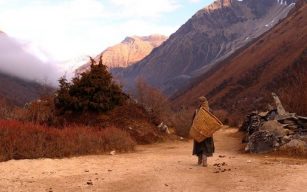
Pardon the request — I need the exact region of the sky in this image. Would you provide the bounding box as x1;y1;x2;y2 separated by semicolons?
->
0;0;214;65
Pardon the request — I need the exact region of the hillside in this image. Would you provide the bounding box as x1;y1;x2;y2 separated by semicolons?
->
0;72;49;106
173;1;307;117
77;35;167;73
115;0;297;95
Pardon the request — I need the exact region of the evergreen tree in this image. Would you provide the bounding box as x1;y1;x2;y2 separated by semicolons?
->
55;57;127;113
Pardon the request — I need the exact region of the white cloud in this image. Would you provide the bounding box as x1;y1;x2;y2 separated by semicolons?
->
109;0;181;18
0;34;60;85
0;0;180;63
189;0;202;3
0;0;187;85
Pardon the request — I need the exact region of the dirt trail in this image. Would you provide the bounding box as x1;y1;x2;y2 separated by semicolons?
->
1;128;307;192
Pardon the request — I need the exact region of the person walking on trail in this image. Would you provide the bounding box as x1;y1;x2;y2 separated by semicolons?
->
192;96;215;167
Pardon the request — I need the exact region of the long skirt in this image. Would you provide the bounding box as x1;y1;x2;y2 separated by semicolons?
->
193;137;215;157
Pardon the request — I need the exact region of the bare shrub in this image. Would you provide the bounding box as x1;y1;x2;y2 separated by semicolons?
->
135;79;196;137
135;78;172;125
170;107;194;137
0;120;135;162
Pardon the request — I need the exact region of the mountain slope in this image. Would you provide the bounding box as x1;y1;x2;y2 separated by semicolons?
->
77;35;167;73
117;0;297;95
0;72;49;106
173;1;307;116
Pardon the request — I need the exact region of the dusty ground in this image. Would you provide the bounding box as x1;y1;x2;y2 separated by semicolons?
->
1;128;307;192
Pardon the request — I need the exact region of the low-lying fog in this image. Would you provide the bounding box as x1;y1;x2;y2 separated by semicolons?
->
0;34;75;87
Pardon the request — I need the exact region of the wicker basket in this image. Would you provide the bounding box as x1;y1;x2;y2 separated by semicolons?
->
189;107;223;142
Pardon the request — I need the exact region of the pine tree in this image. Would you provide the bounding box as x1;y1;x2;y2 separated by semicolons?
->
55;56;127;113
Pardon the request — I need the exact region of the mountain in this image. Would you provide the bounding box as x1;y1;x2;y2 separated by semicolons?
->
0;32;55;105
0;72;49;106
77;35;167;73
116;0;297;95
173;1;307;116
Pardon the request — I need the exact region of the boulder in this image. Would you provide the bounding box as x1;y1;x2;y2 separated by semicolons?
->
279;139;306;155
246;130;279;153
259;120;289;138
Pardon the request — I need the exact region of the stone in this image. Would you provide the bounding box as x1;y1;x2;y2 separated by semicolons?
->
246;130;279;153
280;139;306;154
282;135;291;143
259;120;288;138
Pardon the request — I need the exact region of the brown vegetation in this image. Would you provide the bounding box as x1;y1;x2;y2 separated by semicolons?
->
0;58;163;162
277;54;307;116
0;120;135;162
136;79;197;137
135;79;171;124
86;102;163;144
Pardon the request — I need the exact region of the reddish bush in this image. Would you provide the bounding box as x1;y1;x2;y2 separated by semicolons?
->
0;120;135;162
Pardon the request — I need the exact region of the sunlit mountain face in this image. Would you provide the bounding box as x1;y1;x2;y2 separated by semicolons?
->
76;35;167;74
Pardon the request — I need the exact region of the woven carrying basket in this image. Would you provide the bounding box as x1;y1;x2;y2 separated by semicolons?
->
189;107;223;142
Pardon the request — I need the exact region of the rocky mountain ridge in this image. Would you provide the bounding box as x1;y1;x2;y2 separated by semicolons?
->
173;1;307;117
115;0;298;95
77;35;167;73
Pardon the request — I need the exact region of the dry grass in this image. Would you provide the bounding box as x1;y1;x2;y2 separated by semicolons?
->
0;120;135;162
278;61;307;116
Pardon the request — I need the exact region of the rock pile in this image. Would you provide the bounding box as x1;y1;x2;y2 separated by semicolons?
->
241;93;307;154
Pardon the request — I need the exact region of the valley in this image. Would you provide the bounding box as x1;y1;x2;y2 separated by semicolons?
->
0;1;306;192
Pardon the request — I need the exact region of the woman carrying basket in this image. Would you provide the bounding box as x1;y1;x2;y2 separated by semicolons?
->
192;96;215;167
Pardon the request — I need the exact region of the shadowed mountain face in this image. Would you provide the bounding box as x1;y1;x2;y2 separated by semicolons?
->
0;72;49;106
77;35;167;73
116;0;297;95
173;1;307;115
